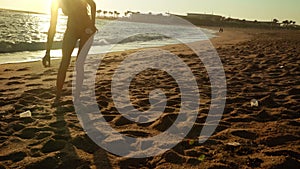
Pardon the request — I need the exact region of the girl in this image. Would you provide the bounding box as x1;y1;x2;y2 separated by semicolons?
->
43;0;97;104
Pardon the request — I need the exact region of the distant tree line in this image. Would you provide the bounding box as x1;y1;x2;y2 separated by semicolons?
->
95;10;143;18
94;9;298;29
96;10;121;18
280;20;296;27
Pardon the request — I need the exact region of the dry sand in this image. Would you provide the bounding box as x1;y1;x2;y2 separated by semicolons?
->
0;28;300;169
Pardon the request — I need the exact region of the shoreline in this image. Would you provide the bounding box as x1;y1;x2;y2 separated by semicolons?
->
0;25;217;65
0;26;249;67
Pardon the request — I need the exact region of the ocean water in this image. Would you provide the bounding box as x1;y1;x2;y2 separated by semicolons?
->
0;9;216;64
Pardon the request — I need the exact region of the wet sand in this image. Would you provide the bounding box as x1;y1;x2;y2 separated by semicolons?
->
0;28;300;169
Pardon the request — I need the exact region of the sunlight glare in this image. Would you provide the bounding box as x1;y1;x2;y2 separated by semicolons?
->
45;0;54;14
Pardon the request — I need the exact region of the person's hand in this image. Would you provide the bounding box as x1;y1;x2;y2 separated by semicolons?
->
92;25;98;33
85;26;98;35
42;52;51;67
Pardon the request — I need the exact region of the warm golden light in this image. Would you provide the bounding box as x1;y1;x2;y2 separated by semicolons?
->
46;0;53;13
0;0;299;23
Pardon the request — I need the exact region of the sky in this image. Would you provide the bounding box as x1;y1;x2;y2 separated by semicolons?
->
0;0;299;23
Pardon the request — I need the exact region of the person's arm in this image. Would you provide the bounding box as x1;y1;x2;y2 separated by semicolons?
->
45;1;59;55
86;0;96;28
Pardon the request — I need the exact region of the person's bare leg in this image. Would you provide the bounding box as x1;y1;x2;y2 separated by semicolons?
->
74;33;94;101
55;31;77;101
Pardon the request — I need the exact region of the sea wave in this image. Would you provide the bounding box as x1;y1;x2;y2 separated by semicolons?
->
117;33;170;44
0;41;62;53
0;33;170;53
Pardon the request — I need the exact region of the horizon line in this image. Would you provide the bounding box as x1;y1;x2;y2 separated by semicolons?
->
0;7;298;24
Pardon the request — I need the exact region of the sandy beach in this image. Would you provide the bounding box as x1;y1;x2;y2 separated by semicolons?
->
0;28;300;169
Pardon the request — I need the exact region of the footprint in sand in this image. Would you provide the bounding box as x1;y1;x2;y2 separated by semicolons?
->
26;84;42;87
0;97;19;107
16;127;40;139
24;74;41;80
265;150;300;159
4;69;13;72
71;135;99;154
113;116;134;126
42;78;56;82
25;156;60;169
103;115;116;122
41;139;67;153
25;88;48;95
17;67;29;71
0;151;27;163
43;69;56;75
38;92;55;99
43;69;55;73
261;135;300;147
49;121;67;128
231;130;258;140
8;88;20;91
6;81;25;86
8;76;23;80
18;96;37;106
36;132;53;140
118;158;149;168
120;130;151;137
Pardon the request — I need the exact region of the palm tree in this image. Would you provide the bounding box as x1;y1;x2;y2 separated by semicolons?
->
272;18;279;27
113;11;118;18
282;20;289;27
103;11;107;17
109;11;113;17
116;12;120;18
96;10;102;17
272;18;279;23
124;11;129;17
125;11;133;17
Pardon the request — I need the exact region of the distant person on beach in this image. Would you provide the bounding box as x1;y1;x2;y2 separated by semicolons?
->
219;27;224;33
43;0;97;103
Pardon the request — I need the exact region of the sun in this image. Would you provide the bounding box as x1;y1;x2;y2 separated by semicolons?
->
44;0;54;14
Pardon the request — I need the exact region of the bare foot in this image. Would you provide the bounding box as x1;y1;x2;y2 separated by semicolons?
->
42;55;50;67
